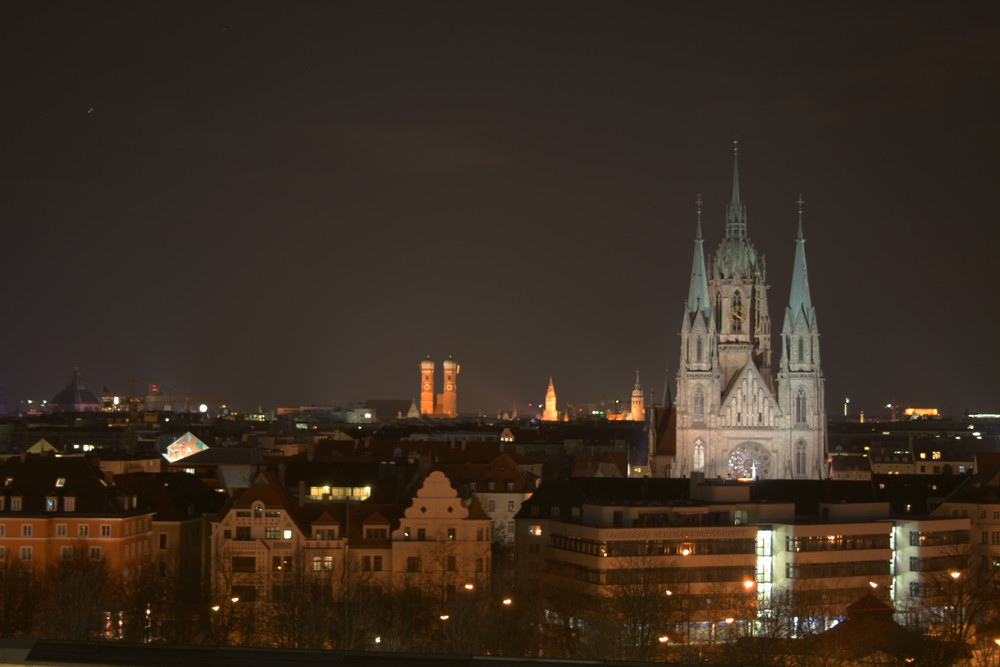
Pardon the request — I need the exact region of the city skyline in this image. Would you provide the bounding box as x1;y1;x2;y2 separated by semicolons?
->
3;2;999;417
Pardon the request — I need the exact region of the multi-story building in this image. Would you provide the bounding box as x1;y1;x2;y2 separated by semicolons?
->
0;455;153;574
210;470;491;603
516;475;981;643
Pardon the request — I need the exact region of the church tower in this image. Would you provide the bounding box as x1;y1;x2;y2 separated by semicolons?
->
439;357;460;418
776;196;826;478
542;378;559;421
420;357;435;415
670;142;826;480
629;370;645;422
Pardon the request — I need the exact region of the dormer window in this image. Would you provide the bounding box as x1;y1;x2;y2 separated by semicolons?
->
254;503;263;517
46;496;58;512
64;497;75;512
469;482;477;491
11;496;22;511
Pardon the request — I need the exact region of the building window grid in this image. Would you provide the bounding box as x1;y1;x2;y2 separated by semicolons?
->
785;534;891;553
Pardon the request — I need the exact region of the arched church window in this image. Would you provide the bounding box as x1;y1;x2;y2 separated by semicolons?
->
797;338;804;364
794;441;807;476
693;439;705;472
795;390;807;424
696;336;703;362
693;389;705;423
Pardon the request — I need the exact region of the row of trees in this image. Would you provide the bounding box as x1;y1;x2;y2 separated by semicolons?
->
2;543;999;664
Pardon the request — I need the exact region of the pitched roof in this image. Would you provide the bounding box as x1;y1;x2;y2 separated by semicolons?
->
0;455;147;517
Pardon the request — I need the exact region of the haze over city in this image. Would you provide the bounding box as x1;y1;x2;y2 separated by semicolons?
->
3;2;999;417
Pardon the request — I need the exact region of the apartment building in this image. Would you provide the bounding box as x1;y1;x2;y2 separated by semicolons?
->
0;455;154;574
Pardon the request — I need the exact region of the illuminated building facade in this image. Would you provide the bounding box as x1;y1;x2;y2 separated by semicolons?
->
658;142;826;480
0;456;153;575
419;356;459;418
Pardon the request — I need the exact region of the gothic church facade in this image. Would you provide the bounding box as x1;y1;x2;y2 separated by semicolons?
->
658;144;826;480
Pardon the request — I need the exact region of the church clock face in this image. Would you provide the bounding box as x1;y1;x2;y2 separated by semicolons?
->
728;443;771;480
729;305;745;327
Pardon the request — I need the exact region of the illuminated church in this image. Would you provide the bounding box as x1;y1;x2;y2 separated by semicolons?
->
420;356;460;418
652;142;826;480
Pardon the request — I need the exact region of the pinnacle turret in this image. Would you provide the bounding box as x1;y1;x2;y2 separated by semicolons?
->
686;194;711;318
786;194;814;328
725;138;748;239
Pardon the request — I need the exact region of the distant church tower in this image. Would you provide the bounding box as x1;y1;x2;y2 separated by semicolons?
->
420;357;435;415
419;356;460;418
665;141;826;480
542;377;559;421
629;370;645;422
439;357;459;418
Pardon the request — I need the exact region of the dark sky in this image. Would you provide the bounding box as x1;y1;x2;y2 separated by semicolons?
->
3;1;999;418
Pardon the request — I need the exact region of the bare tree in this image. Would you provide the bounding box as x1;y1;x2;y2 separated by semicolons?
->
37;543;118;640
0;551;37;638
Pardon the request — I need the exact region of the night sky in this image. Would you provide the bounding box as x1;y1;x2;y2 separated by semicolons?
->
3;2;999;418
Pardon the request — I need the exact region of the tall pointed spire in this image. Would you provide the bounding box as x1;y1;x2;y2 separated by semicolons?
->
686;194;711;317
787;194;813;325
725;138;748;239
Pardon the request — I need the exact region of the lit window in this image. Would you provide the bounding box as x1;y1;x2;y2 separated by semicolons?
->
46;497;57;511
283;529;292;540
55;478;66;487
265;527;281;540
529;525;542;536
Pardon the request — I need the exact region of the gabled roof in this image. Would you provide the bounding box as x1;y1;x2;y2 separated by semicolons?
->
721;359;780;413
114;472;225;521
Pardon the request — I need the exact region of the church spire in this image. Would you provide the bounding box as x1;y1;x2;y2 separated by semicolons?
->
725;138;748;239
686;194;711;317
788;194;813;325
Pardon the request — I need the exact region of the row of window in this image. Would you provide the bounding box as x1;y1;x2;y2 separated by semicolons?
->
784;560;890;580
550;534;756;558
909;555;964;572
545;559;754;586
785;534;891;553
908;530;969;547
0;521;151;538
5;545;111;562
467;481;517;492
